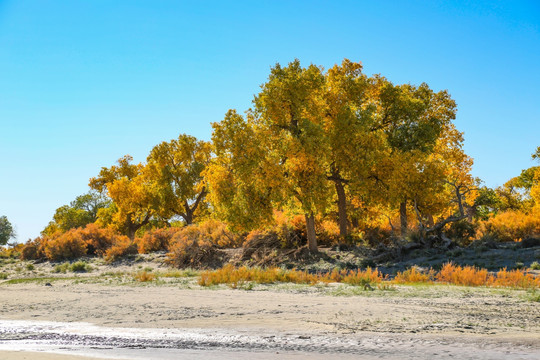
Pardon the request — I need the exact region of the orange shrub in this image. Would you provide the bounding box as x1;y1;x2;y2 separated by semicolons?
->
136;227;182;253
490;268;540;289
198;264;320;287
166;224;221;268
78;224;118;256
43;231;87;261
20;238;47;260
103;235;137;262
341;267;385;285
197;219;242;248
394;267;434;284
477;210;540;242
133;270;156;282
198;265;385;287
436;263;489;286
317;219;340;246
0;243;24;258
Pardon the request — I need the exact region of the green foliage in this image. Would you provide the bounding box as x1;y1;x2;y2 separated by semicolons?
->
42;191;110;236
0;216;16;245
70;261;91;272
53;263;70;273
147;134;211;225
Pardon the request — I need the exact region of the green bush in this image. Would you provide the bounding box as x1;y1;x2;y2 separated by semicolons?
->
53;263;70;273
70;261;91;272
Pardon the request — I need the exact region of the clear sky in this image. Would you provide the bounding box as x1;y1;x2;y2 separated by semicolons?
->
1;0;539;242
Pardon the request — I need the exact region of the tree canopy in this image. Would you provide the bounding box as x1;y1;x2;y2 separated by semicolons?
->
0;216;16;245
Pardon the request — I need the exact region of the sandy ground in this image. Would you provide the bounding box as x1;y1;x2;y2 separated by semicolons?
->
0;280;539;359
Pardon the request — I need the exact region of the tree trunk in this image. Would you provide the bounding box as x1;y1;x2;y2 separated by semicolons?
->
184;210;193;225
305;213;318;252
334;180;348;237
127;224;137;241
400;201;408;237
351;216;359;229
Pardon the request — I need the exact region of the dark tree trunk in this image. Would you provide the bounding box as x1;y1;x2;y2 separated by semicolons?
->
351;216;359;229
183;210;193;225
400;201;408;237
427;214;435;227
334;180;348;237
305;213;318;252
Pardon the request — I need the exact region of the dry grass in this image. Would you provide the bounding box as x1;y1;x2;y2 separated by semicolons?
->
394;267;435;284
198;263;540;290
133;270;156;282
198;265;385;288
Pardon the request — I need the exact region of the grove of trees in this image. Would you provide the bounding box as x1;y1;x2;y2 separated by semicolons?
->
14;59;540;264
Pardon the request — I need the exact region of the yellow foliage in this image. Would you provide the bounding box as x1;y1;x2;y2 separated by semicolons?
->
136;227;182;254
436;262;489;286
133;270;156;282
166;221;234;268
477;210;540;242
198;265;385;287
103;235;137;262
43;232;87;261
394;267;434;283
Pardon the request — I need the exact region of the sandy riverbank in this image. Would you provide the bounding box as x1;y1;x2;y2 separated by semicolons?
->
0;281;538;359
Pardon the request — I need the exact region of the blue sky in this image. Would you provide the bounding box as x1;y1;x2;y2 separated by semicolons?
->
1;0;539;242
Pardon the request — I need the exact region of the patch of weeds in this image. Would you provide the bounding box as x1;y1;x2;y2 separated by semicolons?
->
70;261;91;273
102;271;126;277
26;264;35;271
0;273;7;279
524;289;540;302
530;261;540;270
377;283;396;291
4;277;77;285
15;266;22;273
53;263;70;273
513;262;524;270
143;267;153;272
159;269;199;278
133;270;156;282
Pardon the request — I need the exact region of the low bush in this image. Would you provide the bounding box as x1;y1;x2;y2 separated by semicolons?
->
0;244;24;258
166;224;222;268
103;235;137;262
53;263;70;273
78;224;117;256
436;262;489;286
341;267;385;285
477;210;540;242
133;270;156;282
70;261;91;272
198;265;385;288
394;267;434;283
43;231;87;261
136;227;182;253
20;238;47;260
